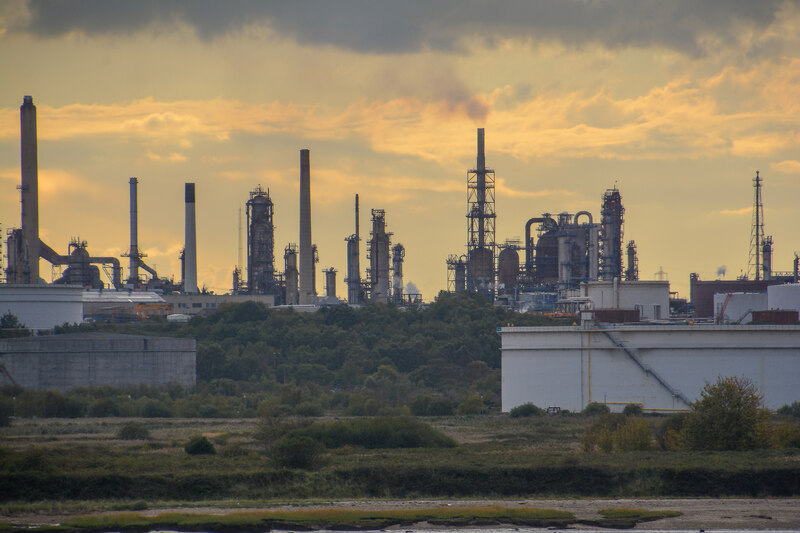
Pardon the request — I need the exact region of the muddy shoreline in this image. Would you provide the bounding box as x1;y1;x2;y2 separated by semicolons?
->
5;498;799;531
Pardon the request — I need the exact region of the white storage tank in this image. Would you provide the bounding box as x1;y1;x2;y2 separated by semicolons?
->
768;283;800;312
713;292;767;324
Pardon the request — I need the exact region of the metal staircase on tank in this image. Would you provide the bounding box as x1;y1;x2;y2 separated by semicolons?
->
598;327;691;408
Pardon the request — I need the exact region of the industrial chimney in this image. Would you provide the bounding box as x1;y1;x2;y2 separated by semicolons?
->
20;95;39;283
127;177;140;285
298;149;315;304
184;183;198;293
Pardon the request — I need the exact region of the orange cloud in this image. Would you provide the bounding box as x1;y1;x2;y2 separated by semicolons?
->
771;160;800;174
0;58;797;164
714;207;751;216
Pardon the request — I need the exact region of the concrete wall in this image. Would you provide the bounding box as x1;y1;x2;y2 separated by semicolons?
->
501;325;800;412
0;333;195;391
581;280;669;320
0;284;83;330
164;293;276;315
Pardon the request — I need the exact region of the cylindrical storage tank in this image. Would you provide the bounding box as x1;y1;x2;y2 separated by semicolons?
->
768;283;800;313
497;248;519;289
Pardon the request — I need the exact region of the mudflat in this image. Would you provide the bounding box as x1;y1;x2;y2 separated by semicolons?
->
7;498;799;531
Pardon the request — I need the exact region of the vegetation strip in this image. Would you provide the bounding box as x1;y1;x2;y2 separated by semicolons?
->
58;506;577;532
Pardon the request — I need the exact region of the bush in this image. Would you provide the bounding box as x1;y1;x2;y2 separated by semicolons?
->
184;435;216;455
409;394;454;416
292;417;457;449
770;421;800;449
294;401;323;417
656;413;687;451
613;418;652;451
509;403;544;418
0;398;13;427
582;402;610;416
271;434;324;469
581;414;651;453
684;376;769;451
117;422;150;440
622;403;643;416
457;394;484;415
777;402;800;418
140;399;172;418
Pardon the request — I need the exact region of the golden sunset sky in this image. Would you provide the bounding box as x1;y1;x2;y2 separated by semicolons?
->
1;1;799;300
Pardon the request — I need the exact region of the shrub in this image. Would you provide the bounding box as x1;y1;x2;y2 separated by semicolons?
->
656;413;687;451
613;418;652;451
292;417;457;449
410;394;454;416
582;402;610;416
683;376;770;451
140;399;172;418
0;398;13;427
622;403;643;416
770;421;800;449
581;414;651;452
457;394;484;415
117;422;150;440
88;398;119;417
777;402;800;418
294;401;323;417
184;435;216;455
271;434;324;469
252;415;308;448
509;403;544;418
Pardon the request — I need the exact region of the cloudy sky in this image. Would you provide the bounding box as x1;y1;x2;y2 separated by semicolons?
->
1;0;799;300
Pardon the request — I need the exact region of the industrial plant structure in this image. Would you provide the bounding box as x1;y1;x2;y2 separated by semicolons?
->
367;209;392;304
246;185;277;295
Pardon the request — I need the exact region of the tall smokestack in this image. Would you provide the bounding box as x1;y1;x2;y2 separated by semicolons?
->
184;183;198;293
20;95;39;283
299;149;314;304
477;127;485;171
128;177;140;285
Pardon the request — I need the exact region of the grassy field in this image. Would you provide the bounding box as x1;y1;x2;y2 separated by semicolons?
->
1;414;799;507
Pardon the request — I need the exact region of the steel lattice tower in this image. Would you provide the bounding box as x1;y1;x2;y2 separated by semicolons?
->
466;128;496;296
748;171;765;280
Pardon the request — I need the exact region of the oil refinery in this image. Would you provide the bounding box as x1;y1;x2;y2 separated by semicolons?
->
1;95;800;409
1;96;798;323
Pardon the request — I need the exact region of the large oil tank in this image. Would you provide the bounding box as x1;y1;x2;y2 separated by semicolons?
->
497;248;519;289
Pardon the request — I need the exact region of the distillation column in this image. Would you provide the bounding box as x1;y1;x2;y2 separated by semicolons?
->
346;194;362;304
392;243;405;305
368;209;392;303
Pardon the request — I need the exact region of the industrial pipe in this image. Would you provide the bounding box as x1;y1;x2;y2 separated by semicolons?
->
574;211;593;225
524;216;557;274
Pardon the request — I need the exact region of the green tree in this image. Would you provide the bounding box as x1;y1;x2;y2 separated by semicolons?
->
684;376;769;451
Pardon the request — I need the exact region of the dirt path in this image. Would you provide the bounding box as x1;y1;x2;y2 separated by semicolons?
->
7;498;800;530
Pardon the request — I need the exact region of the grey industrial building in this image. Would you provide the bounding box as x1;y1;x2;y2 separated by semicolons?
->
0;333;196;391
